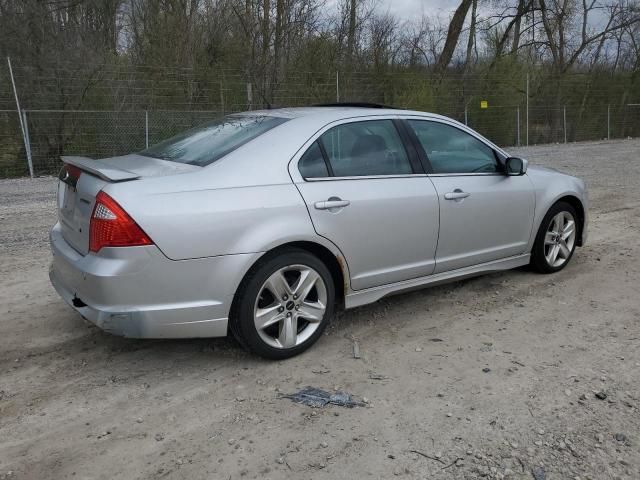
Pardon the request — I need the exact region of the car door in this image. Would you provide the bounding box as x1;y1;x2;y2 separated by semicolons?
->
405;118;535;274
291;118;440;291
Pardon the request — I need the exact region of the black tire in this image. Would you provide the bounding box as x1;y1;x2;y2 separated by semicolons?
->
229;248;335;360
530;201;579;273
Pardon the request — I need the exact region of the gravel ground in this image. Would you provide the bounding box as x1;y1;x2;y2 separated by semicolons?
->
1;139;639;480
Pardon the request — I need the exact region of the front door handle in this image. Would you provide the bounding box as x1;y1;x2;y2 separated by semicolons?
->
314;198;350;210
444;190;471;200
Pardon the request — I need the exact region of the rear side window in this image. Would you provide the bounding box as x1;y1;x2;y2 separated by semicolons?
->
319;120;412;177
298;142;329;179
140;115;288;166
408;120;499;174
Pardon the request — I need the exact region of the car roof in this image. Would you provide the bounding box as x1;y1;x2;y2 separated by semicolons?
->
235;106;451;123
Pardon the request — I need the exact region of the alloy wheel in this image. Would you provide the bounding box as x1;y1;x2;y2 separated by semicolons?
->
544;211;577;268
253;264;327;349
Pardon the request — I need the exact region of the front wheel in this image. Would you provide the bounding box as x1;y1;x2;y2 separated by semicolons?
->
230;248;335;359
530;201;579;273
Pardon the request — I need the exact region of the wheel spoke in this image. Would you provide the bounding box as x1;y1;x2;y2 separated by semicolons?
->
546;244;559;265
264;270;292;300
554;214;564;233
255;305;284;331
561;220;575;241
278;315;298;348
297;300;325;322
558;240;571;259
293;268;319;301
544;231;555;245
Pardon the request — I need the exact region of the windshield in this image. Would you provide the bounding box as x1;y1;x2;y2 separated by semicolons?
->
140;115;288;166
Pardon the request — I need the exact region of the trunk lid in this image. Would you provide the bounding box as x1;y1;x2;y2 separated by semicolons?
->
57;154;199;255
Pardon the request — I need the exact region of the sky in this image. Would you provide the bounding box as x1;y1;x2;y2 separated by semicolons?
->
325;0;465;20
324;0;610;32
372;0;462;18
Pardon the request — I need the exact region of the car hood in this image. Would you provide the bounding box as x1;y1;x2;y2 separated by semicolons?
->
527;164;565;175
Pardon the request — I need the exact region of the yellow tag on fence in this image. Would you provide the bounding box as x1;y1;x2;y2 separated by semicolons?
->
480;100;488;109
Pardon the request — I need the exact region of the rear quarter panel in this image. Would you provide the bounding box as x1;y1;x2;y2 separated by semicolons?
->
107;179;320;260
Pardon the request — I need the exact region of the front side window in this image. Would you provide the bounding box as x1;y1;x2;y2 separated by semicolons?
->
319;120;413;177
408;120;499;174
141;115;288;166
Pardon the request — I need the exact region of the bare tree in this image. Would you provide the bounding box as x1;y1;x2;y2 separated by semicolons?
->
436;0;474;71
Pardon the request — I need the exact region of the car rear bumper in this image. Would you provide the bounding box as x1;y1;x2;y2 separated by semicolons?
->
49;223;260;339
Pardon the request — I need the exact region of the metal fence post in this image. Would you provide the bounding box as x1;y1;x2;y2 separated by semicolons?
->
563;106;567;144
336;71;340;102
464;106;468;126
22;110;34;177
247;82;253;110
220;82;225;115
145;110;149;149
516;106;520;146
7;57;34;178
526;73;529;146
607;105;611;140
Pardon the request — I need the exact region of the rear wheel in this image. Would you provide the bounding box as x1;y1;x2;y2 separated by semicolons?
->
230;248;335;359
530;201;579;273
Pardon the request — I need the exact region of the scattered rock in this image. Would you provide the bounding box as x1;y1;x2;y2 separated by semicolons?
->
415;347;423;352
320;441;328;448
482;368;491;373
564;389;571;396
276;457;284;464
595;391;607;400
531;465;546;480
154;433;164;442
614;433;627;442
353;340;361;359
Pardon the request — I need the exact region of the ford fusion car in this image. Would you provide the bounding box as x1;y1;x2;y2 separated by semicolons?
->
49;105;588;359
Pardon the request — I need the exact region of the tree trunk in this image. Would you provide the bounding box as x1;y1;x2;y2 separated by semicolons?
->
436;0;473;72
464;0;477;69
347;0;357;64
273;0;284;89
510;0;526;55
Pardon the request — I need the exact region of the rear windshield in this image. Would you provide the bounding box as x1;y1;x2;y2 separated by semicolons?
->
140;115;288;166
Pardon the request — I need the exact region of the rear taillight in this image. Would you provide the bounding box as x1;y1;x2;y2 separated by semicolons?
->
89;191;153;253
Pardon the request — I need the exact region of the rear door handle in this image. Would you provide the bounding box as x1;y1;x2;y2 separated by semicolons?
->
314;199;350;210
444;190;471;200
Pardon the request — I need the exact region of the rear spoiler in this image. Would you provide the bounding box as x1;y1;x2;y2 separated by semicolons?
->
61;156;140;182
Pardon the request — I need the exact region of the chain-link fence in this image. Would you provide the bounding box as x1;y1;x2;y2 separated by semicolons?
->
1;60;639;178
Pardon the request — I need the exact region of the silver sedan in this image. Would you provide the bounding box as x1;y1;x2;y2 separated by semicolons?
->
49;105;588;359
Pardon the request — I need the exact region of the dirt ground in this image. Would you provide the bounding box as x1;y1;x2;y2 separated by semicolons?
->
1;139;639;480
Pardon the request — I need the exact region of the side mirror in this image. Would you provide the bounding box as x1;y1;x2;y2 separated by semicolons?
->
505;157;528;176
